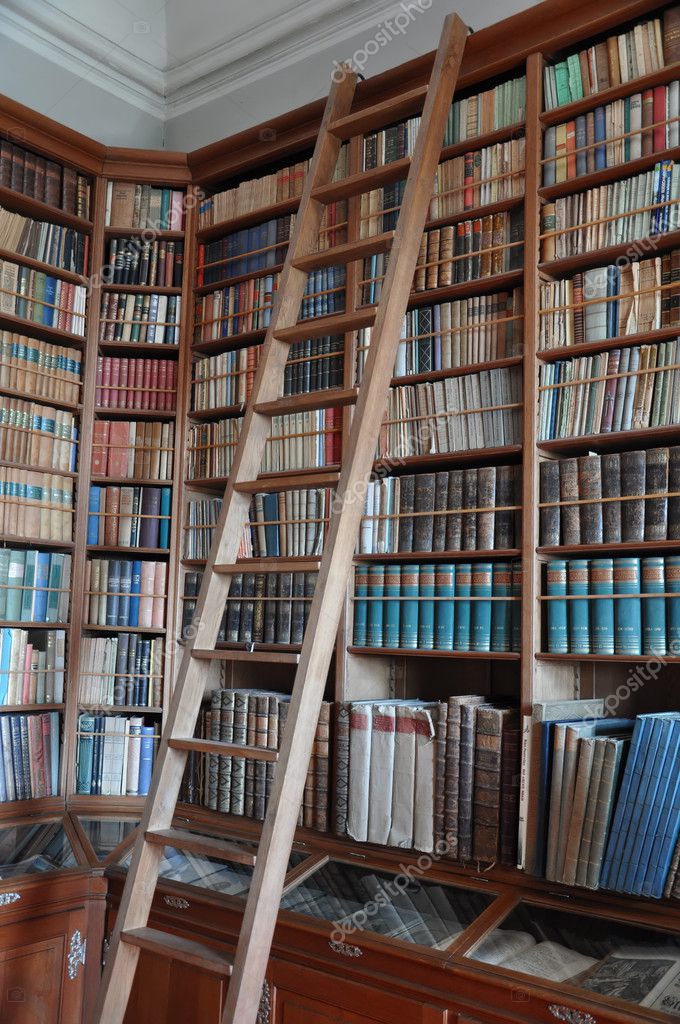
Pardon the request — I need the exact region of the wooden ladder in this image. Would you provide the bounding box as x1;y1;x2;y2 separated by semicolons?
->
94;14;468;1024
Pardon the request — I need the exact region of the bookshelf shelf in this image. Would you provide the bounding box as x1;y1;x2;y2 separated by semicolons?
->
536;324;680;362
254;386;358;417
193;646;301;665
539;59;680;126
191;327;267;356
0;185;93;233
195;262;284;296
391;355;523;388
0;621;69;629
195;196;300;242
538;226;680;277
0;458;77;479
0;384;81;412
91;476;173;487
78;705;163;714
348;646;521;660
407;268;524;307
538;425;680;455
94;408;176;421
439;121;526;161
355;548;522;563
0;535;75;550
188;403;244;422
103;227;184;241
539;141;680;201
0;703;65;712
97;341;180;356
0;246;88;286
86;546;171;556
535;652;680;663
374;445;523;474
83;625;166;635
426;194;524;231
0;311;85;347
537;540;680;556
100;284;182;296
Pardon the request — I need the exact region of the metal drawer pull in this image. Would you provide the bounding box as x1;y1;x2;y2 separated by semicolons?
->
329;939;362;958
0;892;20;907
549;1005;596;1024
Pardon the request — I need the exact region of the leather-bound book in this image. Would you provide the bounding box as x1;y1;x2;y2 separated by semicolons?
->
314;701;331;832
669;447;680;540
225;573;242;643
433;701;448;846
499;716;521;866
238;573;256;644
664;4;680;63
253;694;269;820
644;448;669;541
217;689;235;813
461;468;478;550
263;573;278;643
290;571;306;645
412;473;435;552
275;572;293;643
432;471;449;552
472;706;513;864
229;691;249;816
207;691;220;810
495;465;517;550
244;699;257;817
620;450;646;542
265;695;279;811
458;700;485;862
333;701;351;836
539;459;561;546
578;454;603;544
445;470;464;550
397;474;415;552
252;572;266;643
476;466;496;550
601;453;622;544
559;457;581;545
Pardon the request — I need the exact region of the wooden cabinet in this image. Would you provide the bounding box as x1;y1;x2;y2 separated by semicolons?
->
123;952;226;1024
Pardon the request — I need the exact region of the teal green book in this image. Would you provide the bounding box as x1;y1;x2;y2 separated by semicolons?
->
491;562;512;652
567;559;590;653
46;555;64;624
160;189;171;229
642;556;666;656
76;715;95;794
366;564;384;648
6;550;26;622
614;557;642;656
591;558;614;655
434;564;455;651
20;550;36;622
399;565;419;649
0;549;12;619
158;488;172;548
417;564;435;649
667;555;680;653
511;561;521;652
383;563;401;648
546;560;568;654
353;567;369;646
471;562;493;652
454;563;472;652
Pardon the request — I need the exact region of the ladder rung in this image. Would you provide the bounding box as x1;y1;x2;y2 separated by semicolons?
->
145;828;257;866
121;928;233;976
312;158;410;204
254;386;358;417
214;558;322;574
169;737;280;761
275;309;375;344
293;232;394;272
192;647;300;665
234;470;340;493
329;84;429;140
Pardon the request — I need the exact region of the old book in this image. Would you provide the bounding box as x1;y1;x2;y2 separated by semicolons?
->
253;694;269;820
432;471;449;552
539;460;560;547
314;701;331;832
413;473;435;552
499;719;521;867
578;454;603;544
472;706;513;864
333;702;350;836
413;705;436;853
559;457;580;545
461;468;478;550
645;447;669;541
367;703;395;844
217;689;235;814
347;702;372;842
601;452;622;544
458;700;485;862
229;691;249;816
433;701;448;846
476;466;496;550
397;474;415;552
388;704;417;848
620;450;646;542
445;470;464;550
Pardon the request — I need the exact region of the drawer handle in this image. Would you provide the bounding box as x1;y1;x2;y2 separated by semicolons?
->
549;1005;596;1024
329;940;362;958
163;895;190;910
0;892;20;907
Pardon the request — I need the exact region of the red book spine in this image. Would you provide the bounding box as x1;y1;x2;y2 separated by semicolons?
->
91;419;110;476
170;361;177;411
463;151;474;210
109;357;121;409
323;408;334;466
100;356;111;408
653;86;666;152
118;356;129;409
197;243;205;287
95;355;104;406
157;359;167;412
143;359;153;410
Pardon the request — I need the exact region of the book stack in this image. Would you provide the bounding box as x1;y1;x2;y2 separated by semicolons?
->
284;336;344;395
0;549;71;623
0;259;87;335
544;80;680;187
543;12;669;110
545;556;680;656
191;347;260;410
541;162;680;261
540;448;680;547
0;398;77;472
538;342;680;440
0;205;88;273
99;292;181;345
106;237;184;287
356;291;523;381
76;713;156;795
198;160;311;227
194;274;278;341
0;141;90;217
87;485;171;549
0;627;66;704
85;559;166;629
334;696;520;864
105;182;185;230
78;634;163;707
378;367;522;460
186;418;240;481
261;408;342;472
360;467;520;554
429;138;526;217
444;76;526;144
539;254;680;351
0;468;73;542
353;562;520;653
0;331;81;404
91;420;175;481
197;214;294;285
95;356;177;411
0;711;60;799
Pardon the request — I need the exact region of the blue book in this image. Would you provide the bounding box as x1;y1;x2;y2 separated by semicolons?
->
106;560;121;627
628;717;680;895
614;557;642;656
567;559;589;653
138;724;156;795
87;486;101;545
353;567;368;647
76;715;95;794
20;551;37;623
491;563;512;652
383;564;401;648
128;560;142;628
642;556;666;655
434;564;455;651
511;562;522;651
417;565;435;650
158;488;172;549
594;106;606;169
42;276;57;326
118;560;133;627
32;551;51;624
471;562;493;652
643;754;680;898
399;565;419;649
263;493;279;556
546;560;568;653
366;564;384;648
453;563;472;652
0;630;11;704
666;554;680;650
591;558;614;655
606;265;619;338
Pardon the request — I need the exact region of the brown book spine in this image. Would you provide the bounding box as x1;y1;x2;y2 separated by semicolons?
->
620;449;646;542
559;457;581;545
476;465;496;550
578;454;603;545
539;460;561;546
433;701;448;846
461;468;478;551
333;701;350;836
253;695;269;820
472;706;509;864
314;701;331;832
664;5;680;64
244;697;257;818
499;721;521;866
458;702;480;862
645;447;669;541
432;471;449;552
601;452;622;544
445;470;464;551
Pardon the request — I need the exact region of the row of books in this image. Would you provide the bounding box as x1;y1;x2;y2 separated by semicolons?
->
262;409;342;474
76;714;156;796
186;418;239;480
0;469;74;543
105;237;184;288
538;255;677;351
537;342;680;440
85;559;167;630
87;485;172;550
0;398;77;473
364;119;418;171
0;628;65;705
105;181;185;230
359;467;520;555
430;138;525;216
417;212;523;291
539;449;680;547
0;549;70;624
378;369;522;459
196;214;293;284
91;420;175;482
0;141;90;218
336;696;520;864
0;206;88;274
0;260;87;335
444;75;526;144
193;274;277;341
0;331;81;405
0;711;60;801
94;356;177;412
284;336;344;396
540;162;680;261
78;634;163;708
183;497;221;561
99;292;182;346
356;292;523;383
353;562;520;653
198;161;308;228
543;84;680;187
543;11;671;110
545;556;680;655
299;267;345;320
191;347;258;411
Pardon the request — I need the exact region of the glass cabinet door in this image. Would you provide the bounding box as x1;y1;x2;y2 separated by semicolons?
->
464;900;680;1019
77;816;139;861
0;819;77;876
